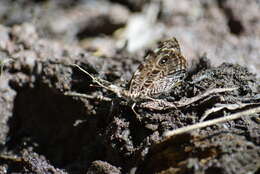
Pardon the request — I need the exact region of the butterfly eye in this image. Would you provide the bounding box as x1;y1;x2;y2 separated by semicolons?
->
159;56;169;65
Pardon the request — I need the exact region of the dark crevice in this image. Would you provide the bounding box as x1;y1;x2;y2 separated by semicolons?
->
109;0;145;12
7;84;106;169
227;17;244;35
217;0;244;35
76;15;125;39
205;167;223;174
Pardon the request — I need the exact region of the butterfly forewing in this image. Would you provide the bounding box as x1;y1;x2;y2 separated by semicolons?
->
129;38;187;99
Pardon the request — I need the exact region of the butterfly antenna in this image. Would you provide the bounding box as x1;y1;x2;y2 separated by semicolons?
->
131;103;142;120
72;64;123;97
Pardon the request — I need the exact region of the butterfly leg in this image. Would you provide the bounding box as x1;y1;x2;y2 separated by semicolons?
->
131;103;142;120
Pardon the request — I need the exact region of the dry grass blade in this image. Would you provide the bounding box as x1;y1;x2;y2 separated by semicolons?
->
162;106;260;139
176;87;238;107
200;103;260;121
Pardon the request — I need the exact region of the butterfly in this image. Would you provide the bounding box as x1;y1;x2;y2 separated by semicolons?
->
126;37;187;100
69;37;187;111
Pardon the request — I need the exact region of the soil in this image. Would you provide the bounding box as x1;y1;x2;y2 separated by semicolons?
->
0;0;259;174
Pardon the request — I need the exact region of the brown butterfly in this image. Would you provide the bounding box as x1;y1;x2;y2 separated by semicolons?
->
126;37;187;100
70;37;187;110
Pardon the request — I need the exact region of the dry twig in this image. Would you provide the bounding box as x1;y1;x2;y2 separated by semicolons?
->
163;106;260;139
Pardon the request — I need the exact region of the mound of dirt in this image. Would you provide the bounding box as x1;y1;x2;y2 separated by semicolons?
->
0;1;259;174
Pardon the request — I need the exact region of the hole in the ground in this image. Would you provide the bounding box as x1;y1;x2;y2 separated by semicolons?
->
76;15;125;39
227;18;244;35
7;84;106;168
205;167;223;174
217;0;244;35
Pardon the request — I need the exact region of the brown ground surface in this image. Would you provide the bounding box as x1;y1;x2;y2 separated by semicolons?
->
0;0;259;174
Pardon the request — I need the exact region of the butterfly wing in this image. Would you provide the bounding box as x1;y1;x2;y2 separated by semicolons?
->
129;38;187;98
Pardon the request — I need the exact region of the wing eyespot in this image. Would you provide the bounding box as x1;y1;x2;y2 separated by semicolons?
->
159;56;170;65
